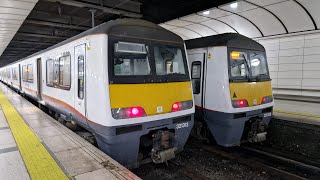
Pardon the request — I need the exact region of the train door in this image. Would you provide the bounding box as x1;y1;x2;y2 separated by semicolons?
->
188;52;207;109
18;64;22;91
74;44;86;117
37;58;42;100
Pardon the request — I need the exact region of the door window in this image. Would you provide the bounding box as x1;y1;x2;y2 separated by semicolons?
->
78;55;84;99
191;61;201;94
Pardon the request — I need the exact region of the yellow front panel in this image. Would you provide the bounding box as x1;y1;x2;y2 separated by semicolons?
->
230;81;273;107
109;81;193;115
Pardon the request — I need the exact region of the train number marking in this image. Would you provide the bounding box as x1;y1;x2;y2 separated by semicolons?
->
264;112;272;118
176;122;189;129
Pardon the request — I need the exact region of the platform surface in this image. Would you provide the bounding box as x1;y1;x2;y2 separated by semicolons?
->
0;83;140;180
274;99;320;126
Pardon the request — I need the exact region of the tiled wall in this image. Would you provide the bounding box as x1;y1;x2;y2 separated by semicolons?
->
256;33;320;97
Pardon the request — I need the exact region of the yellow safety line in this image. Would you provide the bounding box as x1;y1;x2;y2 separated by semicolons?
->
0;91;68;180
274;109;320;119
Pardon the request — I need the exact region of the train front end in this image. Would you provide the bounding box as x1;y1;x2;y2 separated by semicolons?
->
92;19;194;168
227;49;274;145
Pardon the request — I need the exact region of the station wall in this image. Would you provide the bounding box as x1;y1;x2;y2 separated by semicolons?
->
256;32;320;97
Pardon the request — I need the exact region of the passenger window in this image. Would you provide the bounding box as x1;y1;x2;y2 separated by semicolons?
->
59;55;71;87
46;59;54;85
22;65;27;81
191;61;201;94
78;55;84;99
12;68;16;80
7;68;10;78
54;59;59;84
46;53;71;90
27;64;33;82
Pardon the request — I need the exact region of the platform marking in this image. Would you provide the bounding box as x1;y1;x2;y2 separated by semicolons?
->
0;91;68;180
274;109;320;119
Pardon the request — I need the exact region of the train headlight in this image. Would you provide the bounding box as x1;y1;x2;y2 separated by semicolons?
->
261;96;273;104
171;100;193;112
232;99;248;108
111;106;146;119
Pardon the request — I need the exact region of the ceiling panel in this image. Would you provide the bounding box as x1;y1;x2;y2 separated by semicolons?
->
198;8;232;19
165;19;194;27
296;0;320;29
219;1;257;13
180;14;211;23
0;7;30;16
266;0;314;32
239;8;286;36
170;27;201;39
218;14;261;38
246;0;289;7
201;19;236;34
1;0;36;10
0;0;38;58
185;24;218;37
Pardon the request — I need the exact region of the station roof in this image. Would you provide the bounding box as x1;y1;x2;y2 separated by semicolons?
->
159;0;320;40
0;0;319;66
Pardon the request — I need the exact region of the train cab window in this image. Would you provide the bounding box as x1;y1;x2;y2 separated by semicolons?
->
78;55;84;99
249;52;270;81
154;46;186;75
114;42;150;76
27;64;33;82
229;51;248;80
191;61;201;94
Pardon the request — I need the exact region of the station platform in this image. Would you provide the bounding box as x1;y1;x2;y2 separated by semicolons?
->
0;84;140;180
273;99;320;126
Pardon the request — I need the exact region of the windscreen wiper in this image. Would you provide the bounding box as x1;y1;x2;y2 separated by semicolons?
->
241;54;251;82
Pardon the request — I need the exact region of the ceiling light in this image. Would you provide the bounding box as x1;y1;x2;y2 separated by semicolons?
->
230;2;238;9
203;11;210;15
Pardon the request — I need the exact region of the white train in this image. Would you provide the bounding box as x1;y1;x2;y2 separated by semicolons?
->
186;33;274;146
0;19;195;168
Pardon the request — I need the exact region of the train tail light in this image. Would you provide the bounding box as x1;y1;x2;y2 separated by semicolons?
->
261;96;273;104
111;106;146;119
171;100;193;112
232;99;248;108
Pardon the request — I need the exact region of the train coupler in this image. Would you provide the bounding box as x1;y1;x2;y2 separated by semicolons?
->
151;147;177;163
245;118;268;143
151;130;177;163
249;132;267;143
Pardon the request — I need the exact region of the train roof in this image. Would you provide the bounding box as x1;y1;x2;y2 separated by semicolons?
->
4;18;183;66
185;33;265;52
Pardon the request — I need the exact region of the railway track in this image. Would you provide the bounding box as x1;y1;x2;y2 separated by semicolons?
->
199;143;320;180
168;160;210;180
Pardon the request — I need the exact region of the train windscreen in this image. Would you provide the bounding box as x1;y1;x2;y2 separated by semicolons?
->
111;40;190;84
229;50;270;82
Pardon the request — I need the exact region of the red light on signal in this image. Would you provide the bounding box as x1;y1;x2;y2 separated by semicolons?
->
172;102;181;111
